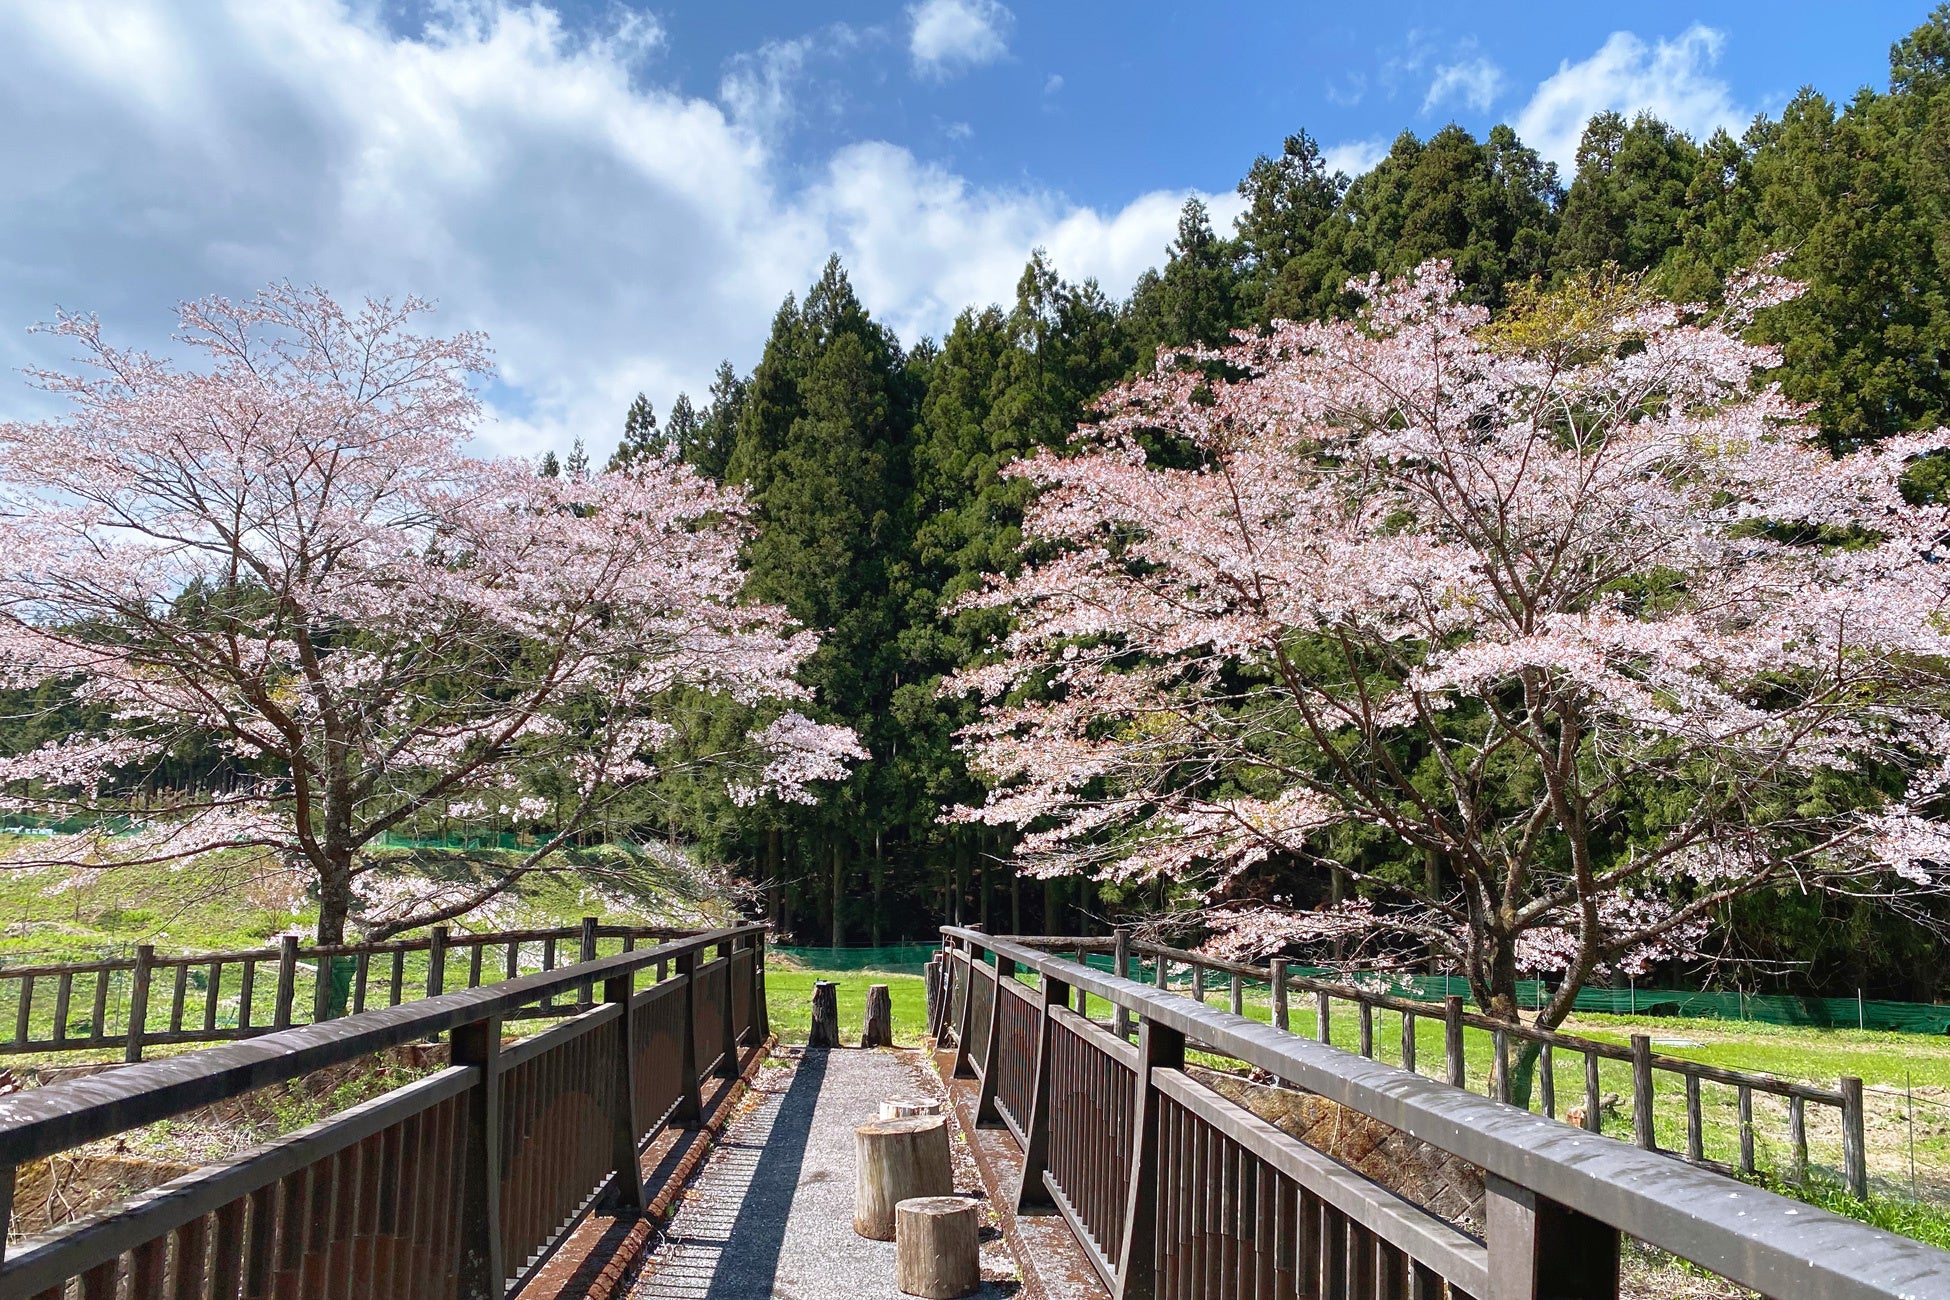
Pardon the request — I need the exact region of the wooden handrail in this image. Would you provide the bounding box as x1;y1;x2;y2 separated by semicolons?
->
0;920;699;1062
0;923;769;1299
935;926;1947;1300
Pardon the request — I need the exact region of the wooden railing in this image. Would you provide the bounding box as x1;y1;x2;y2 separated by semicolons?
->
999;931;1871;1198
0;921;697;1062
0;924;769;1299
932;927;1950;1300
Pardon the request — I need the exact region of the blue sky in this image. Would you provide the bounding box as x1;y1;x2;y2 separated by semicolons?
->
0;1;1927;458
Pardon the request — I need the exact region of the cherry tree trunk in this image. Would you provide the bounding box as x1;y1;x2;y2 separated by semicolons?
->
809;980;840;1048
894;1196;980;1298
861;983;893;1048
853;1117;952;1240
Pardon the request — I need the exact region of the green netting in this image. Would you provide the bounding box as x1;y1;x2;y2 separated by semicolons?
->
933;946;1950;1035
772;944;940;975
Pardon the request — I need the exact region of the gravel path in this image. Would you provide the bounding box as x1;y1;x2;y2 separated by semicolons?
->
633;1048;1019;1300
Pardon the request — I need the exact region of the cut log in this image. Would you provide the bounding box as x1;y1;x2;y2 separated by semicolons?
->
853;1116;953;1240
862;983;894;1048
879;1098;943;1120
894;1196;980;1299
809;979;840;1048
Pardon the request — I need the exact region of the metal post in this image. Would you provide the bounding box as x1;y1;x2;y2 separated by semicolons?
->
605;973;645;1213
124;944;154;1064
1483;1174;1618;1300
1015;971;1070;1213
452;1015;506;1299
272;935;300;1030
1113;1016;1186;1300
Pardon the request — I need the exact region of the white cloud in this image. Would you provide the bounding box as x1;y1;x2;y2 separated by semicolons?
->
1423;57;1503;114
0;0;1209;460
1323;138;1390;178
908;0;1011;79
720;36;811;136
1514;25;1749;168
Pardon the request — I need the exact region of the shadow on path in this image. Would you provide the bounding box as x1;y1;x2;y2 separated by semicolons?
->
634;1050;827;1299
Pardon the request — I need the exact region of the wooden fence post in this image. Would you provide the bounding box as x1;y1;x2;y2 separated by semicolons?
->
124;945;154;1063
1316;989;1332;1045
1842;1076;1868;1198
1015;971;1070;1213
755;931;771;1041
1444;996;1465;1088
272;936;300;1030
1113;1016;1185;1300
452;1015;506;1300
578;915;599;1007
952;941;982;1079
1631;1036;1656;1150
1113;927;1132;1041
1270;959;1288;1033
605;973;645;1213
1401;1010;1417;1074
975;958;1012;1127
1483;1174;1618;1300
427;926;449;1000
312;951;333;1026
673;950;703;1124
1492;1028;1511;1103
717;940;738;1077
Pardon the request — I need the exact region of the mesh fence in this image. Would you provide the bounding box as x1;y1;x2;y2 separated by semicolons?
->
800;942;1950;1035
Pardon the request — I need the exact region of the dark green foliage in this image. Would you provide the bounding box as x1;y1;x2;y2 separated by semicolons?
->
1125;199;1245;360
1553;112;1701;273
606;393;664;473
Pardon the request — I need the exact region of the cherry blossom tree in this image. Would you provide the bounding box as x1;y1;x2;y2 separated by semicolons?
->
952;260;1950;1034
0;286;862;942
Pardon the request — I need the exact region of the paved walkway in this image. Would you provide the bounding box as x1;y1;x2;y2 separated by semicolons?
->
632;1048;1018;1300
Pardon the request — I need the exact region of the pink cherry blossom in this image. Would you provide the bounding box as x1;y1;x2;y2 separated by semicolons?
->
0;285;858;941
950;260;1950;1026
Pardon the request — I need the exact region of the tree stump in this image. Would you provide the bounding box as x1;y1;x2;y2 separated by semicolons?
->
879;1098;943;1121
853;1116;952;1240
862;983;894;1048
809;980;840;1048
895;1196;980;1298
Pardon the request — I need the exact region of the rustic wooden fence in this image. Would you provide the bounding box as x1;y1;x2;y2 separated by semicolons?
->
984;931;1871;1198
0;923;767;1300
0;921;695;1063
932;926;1950;1300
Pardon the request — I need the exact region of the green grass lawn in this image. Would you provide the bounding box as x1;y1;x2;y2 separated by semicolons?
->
763;968;930;1046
